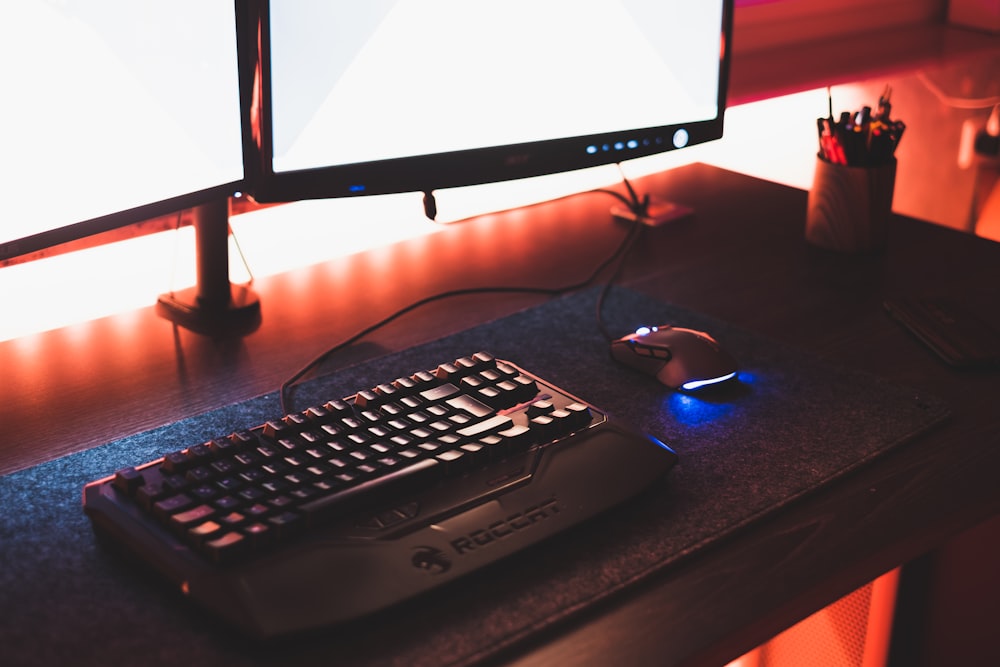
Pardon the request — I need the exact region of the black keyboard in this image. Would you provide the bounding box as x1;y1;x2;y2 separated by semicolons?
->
83;352;677;638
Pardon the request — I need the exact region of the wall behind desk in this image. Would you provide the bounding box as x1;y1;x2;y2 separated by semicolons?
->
645;54;1000;240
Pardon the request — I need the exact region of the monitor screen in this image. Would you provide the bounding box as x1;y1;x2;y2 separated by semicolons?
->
249;0;732;202
0;0;246;262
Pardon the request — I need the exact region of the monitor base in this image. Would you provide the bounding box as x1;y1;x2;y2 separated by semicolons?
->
155;198;262;337
156;285;261;337
611;198;693;227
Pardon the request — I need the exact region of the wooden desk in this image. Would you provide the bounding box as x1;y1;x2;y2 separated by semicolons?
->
2;164;998;665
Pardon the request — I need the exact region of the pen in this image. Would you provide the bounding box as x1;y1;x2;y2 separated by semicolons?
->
876;85;892;121
817;118;847;165
817;88;903;167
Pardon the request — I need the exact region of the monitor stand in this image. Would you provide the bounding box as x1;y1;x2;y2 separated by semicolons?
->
156;198;261;337
610;198;693;226
605;171;693;227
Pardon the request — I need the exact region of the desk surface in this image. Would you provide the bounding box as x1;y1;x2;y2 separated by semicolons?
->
3;163;999;666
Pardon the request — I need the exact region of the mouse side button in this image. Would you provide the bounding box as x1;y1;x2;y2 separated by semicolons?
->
634;344;670;360
610;339;668;377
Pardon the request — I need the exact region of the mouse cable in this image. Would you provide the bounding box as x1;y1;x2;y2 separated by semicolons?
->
279;186;647;414
593;227;643;344
591;166;655;343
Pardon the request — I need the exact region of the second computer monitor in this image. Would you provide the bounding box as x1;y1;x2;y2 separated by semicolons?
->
247;0;732;202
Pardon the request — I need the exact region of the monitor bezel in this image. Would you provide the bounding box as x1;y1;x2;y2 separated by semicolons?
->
245;0;734;203
0;0;254;265
0;182;242;263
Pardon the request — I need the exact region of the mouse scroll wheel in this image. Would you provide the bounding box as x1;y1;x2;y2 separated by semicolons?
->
633;342;671;361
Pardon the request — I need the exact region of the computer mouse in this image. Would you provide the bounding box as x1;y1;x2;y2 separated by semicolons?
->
610;325;738;391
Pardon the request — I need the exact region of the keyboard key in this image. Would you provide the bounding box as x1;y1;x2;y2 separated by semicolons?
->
262;419;290;440
187;520;223;545
353;389;381;409
526;400;555;418
112;467;143;494
153;493;194;519
471;351;496;366
497;424;534;451
170;504;216;531
228;430;258;448
446;394;494;418
323;399;352;416
564;402;593;428
161;450;192;474
435;449;469;474
217;511;246;528
242;522;273;548
204;531;247;563
529;414;557;438
207;436;239;457
433;362;462;381
421;382;460;402
267;512;304;539
186;443;214;464
458;414;513;439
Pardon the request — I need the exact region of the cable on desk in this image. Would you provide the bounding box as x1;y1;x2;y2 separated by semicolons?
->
279;181;649;414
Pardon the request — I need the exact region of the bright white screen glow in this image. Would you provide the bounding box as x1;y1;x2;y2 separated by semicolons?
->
270;0;723;172
0;0;244;245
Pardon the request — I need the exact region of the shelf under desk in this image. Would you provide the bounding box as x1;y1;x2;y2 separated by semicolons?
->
1;163;998;666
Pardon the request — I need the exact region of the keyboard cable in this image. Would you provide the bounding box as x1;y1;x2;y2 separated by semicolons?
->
279;179;650;414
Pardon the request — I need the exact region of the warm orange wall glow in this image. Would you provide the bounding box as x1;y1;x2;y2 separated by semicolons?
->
0;89;821;342
1;75;986;342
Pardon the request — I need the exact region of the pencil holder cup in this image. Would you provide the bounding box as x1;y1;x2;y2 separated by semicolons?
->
805;156;896;252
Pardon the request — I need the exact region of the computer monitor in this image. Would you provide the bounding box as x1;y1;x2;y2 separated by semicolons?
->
247;0;733;219
0;0;259;334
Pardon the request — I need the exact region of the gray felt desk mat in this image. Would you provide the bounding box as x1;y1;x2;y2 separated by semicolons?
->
0;287;949;667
